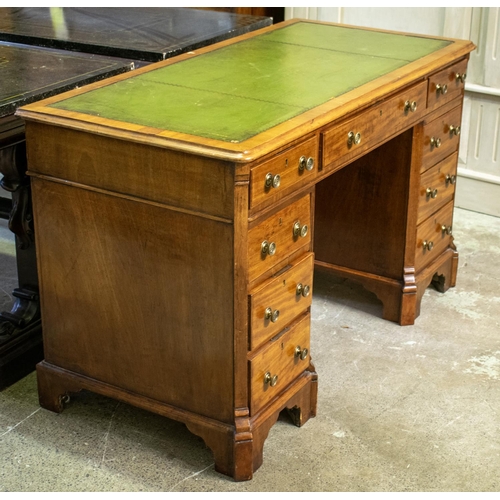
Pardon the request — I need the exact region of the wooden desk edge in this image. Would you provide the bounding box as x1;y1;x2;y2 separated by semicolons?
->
16;20;475;164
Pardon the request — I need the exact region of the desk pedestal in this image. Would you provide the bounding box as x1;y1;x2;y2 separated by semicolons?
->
315;124;459;326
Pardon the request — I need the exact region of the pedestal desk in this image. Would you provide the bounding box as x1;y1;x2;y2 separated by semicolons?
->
18;20;475;480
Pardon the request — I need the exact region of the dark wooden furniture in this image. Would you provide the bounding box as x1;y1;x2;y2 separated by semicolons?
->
0;8;272;390
18;20;474;479
0;7;272;63
0;41;133;390
198;7;284;24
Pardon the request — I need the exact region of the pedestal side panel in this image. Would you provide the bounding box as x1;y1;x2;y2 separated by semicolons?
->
31;178;235;422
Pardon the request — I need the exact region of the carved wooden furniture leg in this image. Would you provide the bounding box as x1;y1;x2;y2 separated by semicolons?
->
430;246;459;292
314;262;419;325
36;361;83;413
414;247;459;309
248;370;317;476
315;254;458;326
313;262;418;325
0;121;43;389
286;361;318;426
185;416;255;481
220;370;317;480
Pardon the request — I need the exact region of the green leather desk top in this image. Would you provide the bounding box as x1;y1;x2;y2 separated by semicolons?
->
48;22;452;143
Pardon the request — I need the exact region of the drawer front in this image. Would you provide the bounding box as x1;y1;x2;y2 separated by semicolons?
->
422;105;463;170
427;58;468;110
322;80;427;172
416;201;454;271
249;314;310;415
250;136;318;210
417;153;458;225
248;195;311;283
249;252;314;351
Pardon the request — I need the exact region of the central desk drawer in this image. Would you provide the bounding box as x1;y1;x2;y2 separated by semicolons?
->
415;200;454;271
249;252;314;351
248;195;311;283
418;152;458;225
322;80;427;173
249;314;310;415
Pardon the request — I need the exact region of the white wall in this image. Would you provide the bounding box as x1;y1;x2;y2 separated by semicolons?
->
286;7;446;35
285;7;500;217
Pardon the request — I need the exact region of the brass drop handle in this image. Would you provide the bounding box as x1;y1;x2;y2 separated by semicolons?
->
295;345;309;360
445;174;457;186
293;221;308;238
456;73;467;83
426;187;438;199
296;283;311;297
264;372;278;387
430;137;442;149
436;83;448;95
423;240;434;251
449;124;461;136
404;100;418;113
347;131;361;146
261;240;276;256
442;225;453;235
265;307;280;323
265;172;281;189
298;156;315;172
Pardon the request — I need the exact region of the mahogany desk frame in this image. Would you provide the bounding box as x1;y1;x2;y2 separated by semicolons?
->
18;20;475;480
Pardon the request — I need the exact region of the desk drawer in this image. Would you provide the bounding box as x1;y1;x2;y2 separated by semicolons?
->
249;252;314;351
249;314;310;415
250;136;318;210
417;153;458;225
322;80;427;172
248;195;311;283
427;58;468;110
421;105;462;170
416;201;454;272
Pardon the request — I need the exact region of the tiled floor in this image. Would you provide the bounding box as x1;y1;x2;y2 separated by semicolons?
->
0;207;499;491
